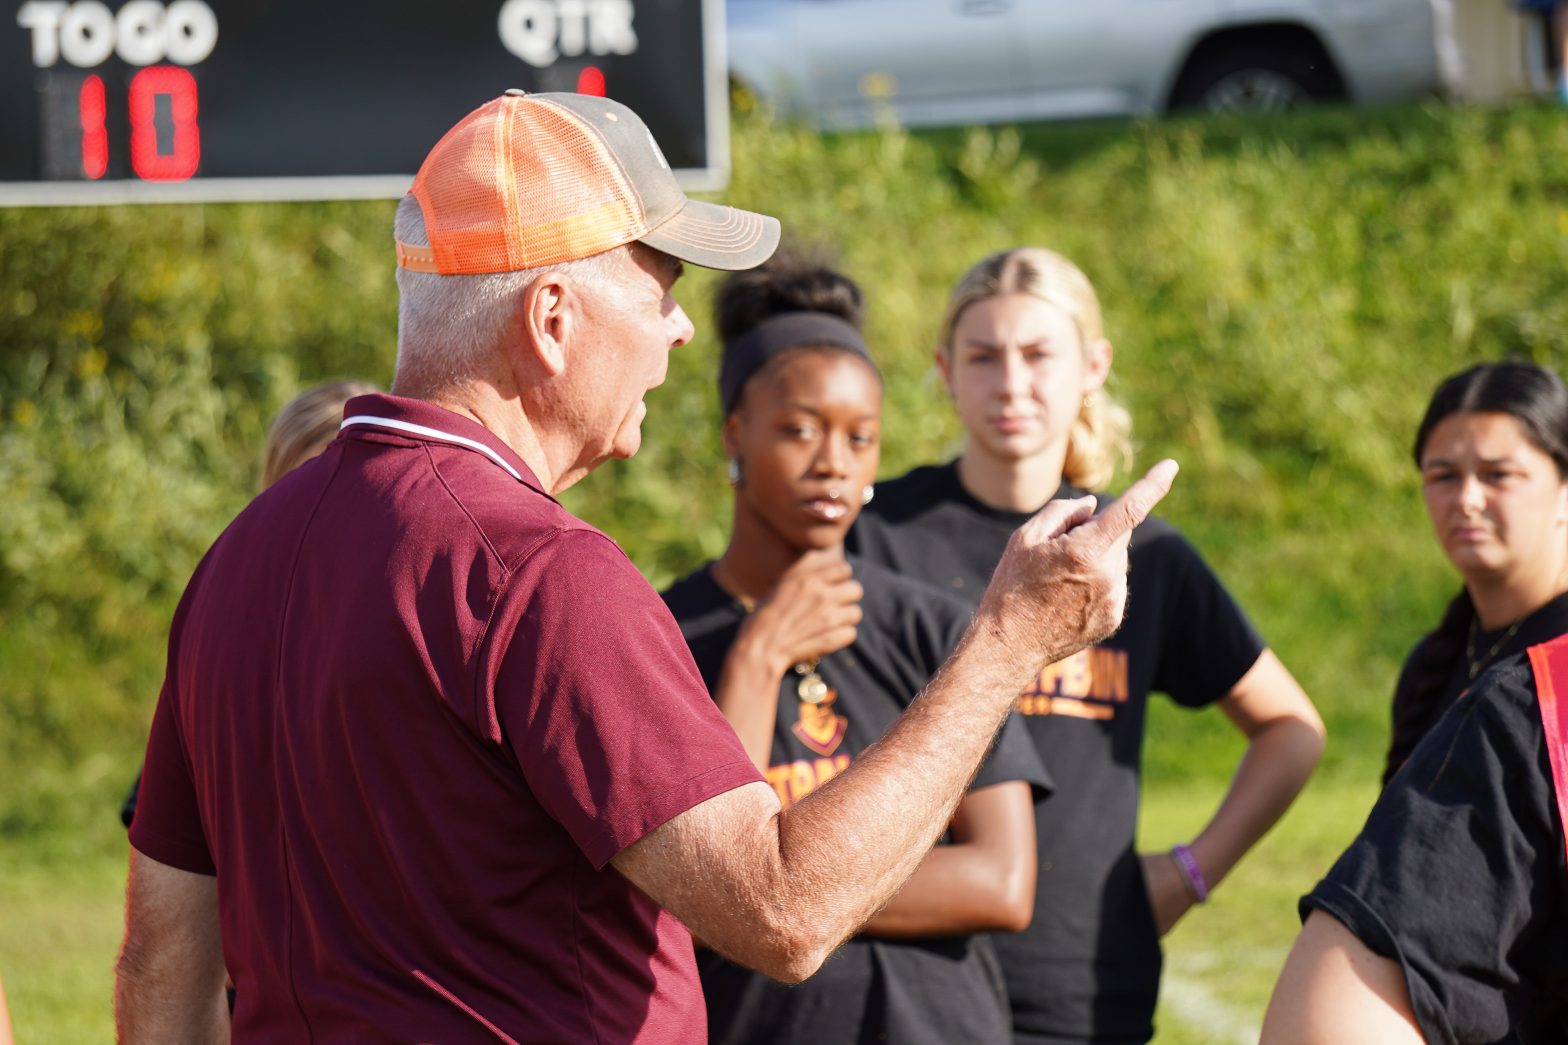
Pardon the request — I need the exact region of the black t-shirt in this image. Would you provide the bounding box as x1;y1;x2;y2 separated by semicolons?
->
847;462;1265;1044
1303;652;1568;1044
661;556;1052;1045
1384;591;1568;786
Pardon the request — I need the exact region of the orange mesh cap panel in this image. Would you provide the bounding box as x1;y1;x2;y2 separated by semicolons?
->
411;95;649;274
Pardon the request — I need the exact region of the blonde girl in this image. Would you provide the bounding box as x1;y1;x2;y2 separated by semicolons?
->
849;247;1325;1044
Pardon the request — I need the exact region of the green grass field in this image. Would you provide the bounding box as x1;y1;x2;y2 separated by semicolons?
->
2;846;124;1042
3;95;1566;1039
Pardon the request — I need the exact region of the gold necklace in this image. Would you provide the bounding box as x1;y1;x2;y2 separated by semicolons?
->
1465;616;1524;680
710;561;831;704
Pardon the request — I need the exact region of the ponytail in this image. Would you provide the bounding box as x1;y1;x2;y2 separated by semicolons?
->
1063;388;1133;492
1383;590;1474;786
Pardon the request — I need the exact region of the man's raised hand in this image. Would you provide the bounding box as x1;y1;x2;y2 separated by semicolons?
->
979;459;1178;670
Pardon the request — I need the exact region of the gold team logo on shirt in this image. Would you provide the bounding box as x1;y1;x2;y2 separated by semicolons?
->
765;687;852;810
1017;645;1131;720
793;686;847;755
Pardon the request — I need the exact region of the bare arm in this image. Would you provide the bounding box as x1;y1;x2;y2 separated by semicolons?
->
116;848;230;1044
861;779;1036;937
1261;910;1423;1044
614;461;1176;982
1142;650;1325;934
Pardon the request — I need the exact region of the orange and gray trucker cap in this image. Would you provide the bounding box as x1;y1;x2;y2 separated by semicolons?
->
396;90;780;274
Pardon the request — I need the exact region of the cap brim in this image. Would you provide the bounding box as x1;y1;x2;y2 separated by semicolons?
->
638;198;781;271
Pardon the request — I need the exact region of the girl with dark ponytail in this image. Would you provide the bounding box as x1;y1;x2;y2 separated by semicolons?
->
1383;360;1568;784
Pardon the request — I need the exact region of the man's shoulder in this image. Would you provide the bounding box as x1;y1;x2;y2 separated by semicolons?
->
406;450;616;567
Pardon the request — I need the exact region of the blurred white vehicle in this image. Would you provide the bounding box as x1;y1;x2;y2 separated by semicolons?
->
726;0;1441;127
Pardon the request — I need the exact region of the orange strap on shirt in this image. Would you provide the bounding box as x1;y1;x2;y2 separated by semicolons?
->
1526;633;1568;863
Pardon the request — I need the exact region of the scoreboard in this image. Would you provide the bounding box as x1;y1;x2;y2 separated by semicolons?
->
0;0;727;204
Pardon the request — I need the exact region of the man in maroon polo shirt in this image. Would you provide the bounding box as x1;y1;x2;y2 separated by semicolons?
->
116;91;1177;1043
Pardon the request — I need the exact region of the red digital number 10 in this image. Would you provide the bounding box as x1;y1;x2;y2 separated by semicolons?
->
77;66;201;181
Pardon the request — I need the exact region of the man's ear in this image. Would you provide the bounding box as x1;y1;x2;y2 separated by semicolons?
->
521;272;572;377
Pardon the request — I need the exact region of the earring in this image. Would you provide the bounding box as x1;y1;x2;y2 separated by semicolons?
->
861;484;875;506
727;458;742;487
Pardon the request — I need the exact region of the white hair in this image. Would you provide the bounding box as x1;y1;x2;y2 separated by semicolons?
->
392;195;618;396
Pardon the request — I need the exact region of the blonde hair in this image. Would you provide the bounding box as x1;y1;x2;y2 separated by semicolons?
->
261;380;378;489
940;247;1132;491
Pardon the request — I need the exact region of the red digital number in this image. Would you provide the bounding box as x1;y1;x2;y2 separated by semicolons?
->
78;74;109;180
129;66;200;181
577;66;606;97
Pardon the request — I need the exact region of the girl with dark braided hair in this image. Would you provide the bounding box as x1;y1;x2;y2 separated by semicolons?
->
1267;360;1568;1043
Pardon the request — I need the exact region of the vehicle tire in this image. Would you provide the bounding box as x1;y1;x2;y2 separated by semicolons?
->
1170;44;1342;114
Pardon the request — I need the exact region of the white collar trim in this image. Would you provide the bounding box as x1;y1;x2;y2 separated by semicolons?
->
339;414;524;482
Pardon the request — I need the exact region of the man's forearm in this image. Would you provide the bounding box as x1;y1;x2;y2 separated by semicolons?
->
770;622;1039;945
626;619;1045;981
116;851;230;1045
115;963;230;1045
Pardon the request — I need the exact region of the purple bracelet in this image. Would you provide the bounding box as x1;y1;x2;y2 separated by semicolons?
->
1170;843;1209;903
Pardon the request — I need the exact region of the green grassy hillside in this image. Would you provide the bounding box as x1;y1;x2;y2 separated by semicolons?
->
2;98;1566;1040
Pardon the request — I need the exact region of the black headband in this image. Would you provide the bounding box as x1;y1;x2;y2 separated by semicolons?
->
719;312;877;415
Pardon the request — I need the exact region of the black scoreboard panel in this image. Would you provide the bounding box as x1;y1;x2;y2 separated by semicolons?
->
0;0;726;203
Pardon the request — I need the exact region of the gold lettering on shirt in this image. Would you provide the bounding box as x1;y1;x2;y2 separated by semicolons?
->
766;754;853;810
1019;646;1130;719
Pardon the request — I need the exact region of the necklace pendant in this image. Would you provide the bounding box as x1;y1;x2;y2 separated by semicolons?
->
796;671;829;704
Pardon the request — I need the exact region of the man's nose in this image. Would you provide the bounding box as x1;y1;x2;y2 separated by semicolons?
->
668;299;695;349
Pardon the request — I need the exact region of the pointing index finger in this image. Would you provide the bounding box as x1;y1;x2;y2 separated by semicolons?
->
1084;459;1179;550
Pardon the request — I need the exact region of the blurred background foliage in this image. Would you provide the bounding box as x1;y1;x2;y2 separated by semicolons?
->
3;98;1567;865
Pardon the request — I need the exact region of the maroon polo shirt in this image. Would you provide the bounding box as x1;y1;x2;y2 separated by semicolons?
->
131;393;761;1043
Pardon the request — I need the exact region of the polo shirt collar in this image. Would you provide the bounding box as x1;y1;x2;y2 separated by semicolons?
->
339;393;552;498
